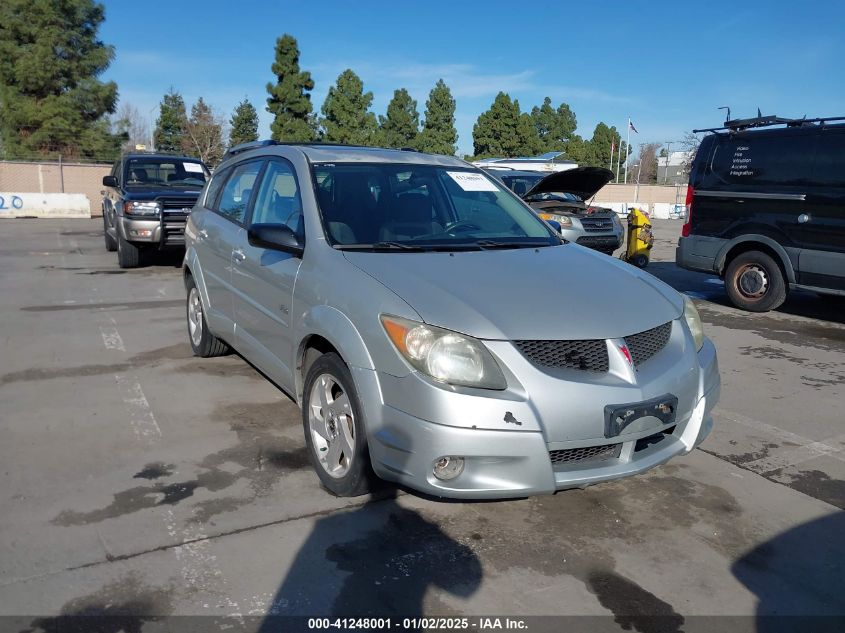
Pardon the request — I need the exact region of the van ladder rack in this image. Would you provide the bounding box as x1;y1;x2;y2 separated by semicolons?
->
694;115;845;134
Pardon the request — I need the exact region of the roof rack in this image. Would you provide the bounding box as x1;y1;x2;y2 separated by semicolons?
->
222;140;407;161
693;114;845;134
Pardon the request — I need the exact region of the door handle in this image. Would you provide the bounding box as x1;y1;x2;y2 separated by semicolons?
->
232;249;246;263
797;214;811;224
197;229;208;240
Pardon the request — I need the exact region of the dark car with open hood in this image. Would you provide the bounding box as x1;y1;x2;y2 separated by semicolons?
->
484;166;623;254
101;153;210;268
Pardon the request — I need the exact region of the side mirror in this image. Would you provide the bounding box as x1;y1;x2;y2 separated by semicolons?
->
547;220;562;233
102;175;117;187
247;224;304;257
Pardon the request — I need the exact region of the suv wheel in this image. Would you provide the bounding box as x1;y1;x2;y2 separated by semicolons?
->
302;353;374;497
117;234;140;268
725;250;787;312
186;277;229;357
103;214;117;252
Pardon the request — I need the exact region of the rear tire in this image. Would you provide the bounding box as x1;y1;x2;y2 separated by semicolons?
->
117;234;140;268
186;276;229;357
103;214;117;252
725;250;787;312
302;353;374;497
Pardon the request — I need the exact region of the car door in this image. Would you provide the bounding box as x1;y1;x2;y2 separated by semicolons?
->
796;128;845;290
231;157;304;391
197;160;263;336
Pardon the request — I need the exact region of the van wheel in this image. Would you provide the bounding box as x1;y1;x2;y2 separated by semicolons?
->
302;353;374;497
725;251;787;312
186;277;229;357
117;235;140;268
103;214;117;252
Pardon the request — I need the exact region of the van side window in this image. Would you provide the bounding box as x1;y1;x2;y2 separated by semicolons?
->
711;135;815;187
214;161;263;224
812;131;845;187
204;167;230;209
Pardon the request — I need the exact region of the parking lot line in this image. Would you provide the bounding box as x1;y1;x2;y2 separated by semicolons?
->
715;408;845;467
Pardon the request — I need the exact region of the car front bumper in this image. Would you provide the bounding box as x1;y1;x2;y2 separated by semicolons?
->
357;335;720;499
562;226;624;252
118;212;188;248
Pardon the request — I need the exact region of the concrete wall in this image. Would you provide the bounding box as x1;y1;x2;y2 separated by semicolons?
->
0;160;111;216
594;183;687;205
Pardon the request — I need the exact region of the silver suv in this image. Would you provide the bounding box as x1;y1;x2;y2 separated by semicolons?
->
183;141;720;499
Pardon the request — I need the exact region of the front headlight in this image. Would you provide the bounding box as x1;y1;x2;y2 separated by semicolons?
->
538;213;573;228
124;201;161;217
683;295;705;351
381;315;507;390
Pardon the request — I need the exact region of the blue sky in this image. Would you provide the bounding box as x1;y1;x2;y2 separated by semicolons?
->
100;0;845;157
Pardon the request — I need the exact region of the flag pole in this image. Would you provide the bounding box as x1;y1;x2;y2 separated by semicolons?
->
624;117;630;184
615;127;622;182
609;140;615;174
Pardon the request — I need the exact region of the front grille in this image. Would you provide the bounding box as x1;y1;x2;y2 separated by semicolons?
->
576;235;620;247
156;198;194;246
157;197;197;212
624;322;672;367
580;217;616;233
549;443;622;466
514;339;609;372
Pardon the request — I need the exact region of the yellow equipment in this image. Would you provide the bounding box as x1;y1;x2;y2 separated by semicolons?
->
624;206;654;268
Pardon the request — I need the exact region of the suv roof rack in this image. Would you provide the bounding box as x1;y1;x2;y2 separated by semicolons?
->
694;114;845;134
223;140;403;161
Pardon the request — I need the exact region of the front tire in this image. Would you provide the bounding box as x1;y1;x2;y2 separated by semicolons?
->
186;276;229;357
302;353;374;497
117;234;140;268
725;250;787;312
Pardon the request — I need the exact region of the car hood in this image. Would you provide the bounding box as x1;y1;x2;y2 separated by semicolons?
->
524;167;615;200
344;246;683;340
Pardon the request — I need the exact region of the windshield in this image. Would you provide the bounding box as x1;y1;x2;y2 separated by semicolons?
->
125;158;208;187
312;164;559;251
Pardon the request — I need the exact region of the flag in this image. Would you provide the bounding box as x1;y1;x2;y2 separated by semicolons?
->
629;120;639;134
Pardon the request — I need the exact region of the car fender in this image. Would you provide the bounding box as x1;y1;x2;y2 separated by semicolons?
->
715;234;796;283
182;246;212;312
296;304;375;375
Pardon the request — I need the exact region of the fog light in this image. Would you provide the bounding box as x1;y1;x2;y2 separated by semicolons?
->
129;229;152;237
433;456;464;481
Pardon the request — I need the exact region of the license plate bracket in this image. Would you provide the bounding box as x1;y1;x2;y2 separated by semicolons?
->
604;394;678;439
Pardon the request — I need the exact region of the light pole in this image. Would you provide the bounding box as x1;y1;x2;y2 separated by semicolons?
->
148;104;158;151
634;162;642;203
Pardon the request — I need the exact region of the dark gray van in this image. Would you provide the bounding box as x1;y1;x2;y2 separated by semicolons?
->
676;115;845;311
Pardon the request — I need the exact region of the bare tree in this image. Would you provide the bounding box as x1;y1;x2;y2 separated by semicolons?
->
182;98;227;167
679;131;702;175
113;103;149;151
637;142;661;184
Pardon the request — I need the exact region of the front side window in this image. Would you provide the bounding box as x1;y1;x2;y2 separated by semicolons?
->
124;158;209;187
250;159;303;236
214;161;262;224
312;163;558;250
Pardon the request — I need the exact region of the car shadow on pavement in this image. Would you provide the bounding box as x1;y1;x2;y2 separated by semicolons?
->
645;262;845;325
257;485;482;631
731;510;845;632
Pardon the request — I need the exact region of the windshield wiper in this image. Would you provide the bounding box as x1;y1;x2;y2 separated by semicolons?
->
474;239;556;250
336;241;486;252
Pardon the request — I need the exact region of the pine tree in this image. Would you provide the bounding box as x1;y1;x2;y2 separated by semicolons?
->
472;92;539;158
417;80;457;156
378;88;419;149
154;89;187;152
229;98;259;147
584;122;622;169
320;69;378;145
530;97;577;153
182;97;224;167
266;34;315;142
0;0;124;159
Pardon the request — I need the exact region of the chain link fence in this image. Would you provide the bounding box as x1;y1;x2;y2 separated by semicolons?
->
0;156;112;216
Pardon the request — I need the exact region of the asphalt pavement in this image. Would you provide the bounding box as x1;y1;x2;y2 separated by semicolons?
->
0;218;842;632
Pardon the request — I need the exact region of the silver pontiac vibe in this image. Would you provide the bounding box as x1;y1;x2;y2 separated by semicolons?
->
183;142;720;499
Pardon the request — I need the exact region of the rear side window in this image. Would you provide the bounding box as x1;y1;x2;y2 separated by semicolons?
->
213;161;263;224
812;130;845;187
709;133;815;187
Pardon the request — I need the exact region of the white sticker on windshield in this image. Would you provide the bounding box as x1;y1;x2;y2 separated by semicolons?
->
184;162;204;173
446;171;499;192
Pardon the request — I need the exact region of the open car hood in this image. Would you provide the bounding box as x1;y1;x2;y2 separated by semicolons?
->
523;166;614;200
